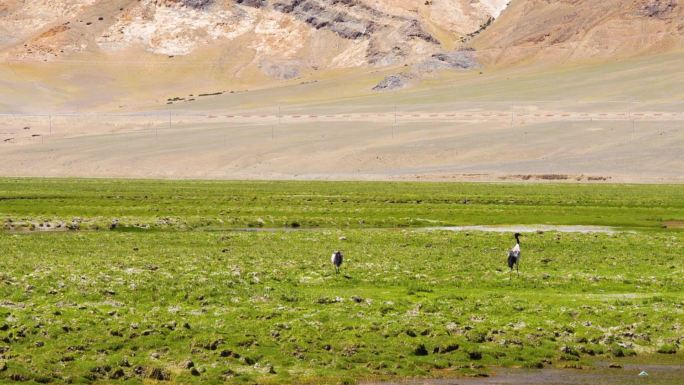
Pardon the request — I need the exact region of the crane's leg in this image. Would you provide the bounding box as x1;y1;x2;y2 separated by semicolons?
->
516;262;520;275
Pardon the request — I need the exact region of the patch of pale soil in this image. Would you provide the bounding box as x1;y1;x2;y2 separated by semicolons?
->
422;225;619;234
663;220;684;229
248;10;310;58
97;1;255;56
478;0;510;18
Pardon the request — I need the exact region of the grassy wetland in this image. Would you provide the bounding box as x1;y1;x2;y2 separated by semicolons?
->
0;178;682;384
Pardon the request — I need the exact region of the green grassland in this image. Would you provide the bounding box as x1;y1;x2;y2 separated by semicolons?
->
1;178;684;230
0;179;683;384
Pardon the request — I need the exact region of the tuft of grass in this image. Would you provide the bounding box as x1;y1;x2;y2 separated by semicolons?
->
657;344;678;354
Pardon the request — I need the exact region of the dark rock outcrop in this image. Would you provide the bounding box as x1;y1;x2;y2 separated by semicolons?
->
400;20;439;44
236;0;268;8
415;50;479;72
273;0;374;39
160;0;214;9
372;73;413;92
637;0;677;18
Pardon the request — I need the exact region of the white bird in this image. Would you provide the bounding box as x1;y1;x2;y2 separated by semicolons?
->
507;233;521;276
331;251;344;274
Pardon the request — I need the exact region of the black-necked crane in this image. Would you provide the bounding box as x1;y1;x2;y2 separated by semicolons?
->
331;251;344;274
507;232;521;276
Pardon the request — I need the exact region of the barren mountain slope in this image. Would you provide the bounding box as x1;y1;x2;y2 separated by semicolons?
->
2;0;682;71
1;1;683;113
0;0;504;69
474;0;684;65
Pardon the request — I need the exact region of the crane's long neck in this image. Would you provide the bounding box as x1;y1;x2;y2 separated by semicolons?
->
515;235;520;245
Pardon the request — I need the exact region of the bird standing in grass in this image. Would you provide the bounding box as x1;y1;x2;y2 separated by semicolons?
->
331;251;344;274
508;233;521;276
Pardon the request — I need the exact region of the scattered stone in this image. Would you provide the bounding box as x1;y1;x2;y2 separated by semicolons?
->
609;363;623;368
372;73;413;92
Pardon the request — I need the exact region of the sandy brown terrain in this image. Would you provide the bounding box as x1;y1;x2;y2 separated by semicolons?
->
473;0;684;66
0;100;682;182
0;1;682;182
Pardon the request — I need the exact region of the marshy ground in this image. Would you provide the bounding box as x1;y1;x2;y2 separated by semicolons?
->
0;179;682;384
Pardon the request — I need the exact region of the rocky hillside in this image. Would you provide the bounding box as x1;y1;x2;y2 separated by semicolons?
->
0;0;681;103
0;0;507;76
473;0;683;65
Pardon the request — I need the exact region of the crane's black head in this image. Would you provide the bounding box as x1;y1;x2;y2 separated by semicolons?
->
514;232;521;242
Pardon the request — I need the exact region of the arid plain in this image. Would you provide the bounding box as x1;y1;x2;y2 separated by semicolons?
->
2;51;684;182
